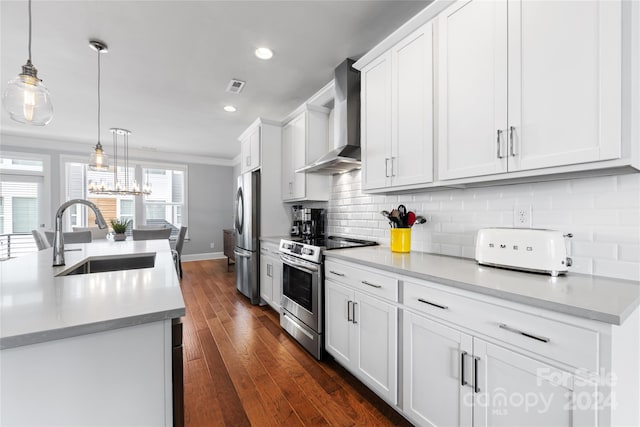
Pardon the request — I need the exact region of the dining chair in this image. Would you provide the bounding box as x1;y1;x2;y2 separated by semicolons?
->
73;226;109;240
44;230;93;246
132;228;172;241
172;226;188;279
32;230;51;250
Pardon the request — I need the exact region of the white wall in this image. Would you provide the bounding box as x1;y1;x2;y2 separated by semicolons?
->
328;170;640;282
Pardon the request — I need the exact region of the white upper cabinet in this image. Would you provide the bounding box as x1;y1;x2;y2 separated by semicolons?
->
361;22;434;191
281;107;331;202
240;125;261;174
438;0;622;181
361;52;392;190
507;0;621;172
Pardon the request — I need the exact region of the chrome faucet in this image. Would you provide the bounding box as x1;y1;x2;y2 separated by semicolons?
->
53;199;108;266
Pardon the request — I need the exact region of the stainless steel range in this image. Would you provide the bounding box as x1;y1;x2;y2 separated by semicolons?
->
279;236;378;359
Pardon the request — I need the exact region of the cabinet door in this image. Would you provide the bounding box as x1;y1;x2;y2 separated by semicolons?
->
282;113;306;201
391;22;434;187
508;0;621;171
271;257;282;312
474;339;597;427
259;251;273;305
438;0;508;180
325;280;353;367
248;126;261;171
240;136;250;174
361;52;392;191
403;310;473;427
290;113;307;200
352;291;398;405
281;122;294;200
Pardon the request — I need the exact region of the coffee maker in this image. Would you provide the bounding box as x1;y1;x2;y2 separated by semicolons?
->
290;205;303;237
290;206;324;239
301;208;325;240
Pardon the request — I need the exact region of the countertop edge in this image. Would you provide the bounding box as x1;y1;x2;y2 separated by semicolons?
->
324;251;631;325
0;308;186;350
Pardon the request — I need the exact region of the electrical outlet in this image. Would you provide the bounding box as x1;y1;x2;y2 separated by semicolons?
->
513;205;532;228
210;242;215;249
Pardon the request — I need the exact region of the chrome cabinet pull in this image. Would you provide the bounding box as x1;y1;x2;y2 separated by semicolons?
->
509;126;516;156
361;280;382;289
385;158;390;177
390;157;396;177
347;301;353;322
496;129;504;159
352;302;358;324
474;356;481;393
418;298;448;310
460;351;469;387
499;323;550;343
329;270;345;277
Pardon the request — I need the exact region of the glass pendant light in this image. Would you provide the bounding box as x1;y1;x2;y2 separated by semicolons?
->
88;40;109;171
2;0;54;126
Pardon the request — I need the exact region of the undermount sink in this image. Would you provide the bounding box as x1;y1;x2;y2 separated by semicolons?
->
56;253;156;276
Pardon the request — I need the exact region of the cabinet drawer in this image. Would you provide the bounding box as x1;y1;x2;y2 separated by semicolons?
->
404;281;599;372
325;259;398;302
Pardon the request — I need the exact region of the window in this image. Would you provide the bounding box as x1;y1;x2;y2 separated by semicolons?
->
61;157;187;236
0;153;48;235
12;196;38;233
142;167;186;236
0;197;4;234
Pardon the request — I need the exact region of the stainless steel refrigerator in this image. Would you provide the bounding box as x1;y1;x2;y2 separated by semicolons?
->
234;170;260;304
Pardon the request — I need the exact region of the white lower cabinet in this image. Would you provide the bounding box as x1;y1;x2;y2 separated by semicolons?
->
324;257;639;427
325;279;398;404
259;242;281;312
403;310;596;427
402;310;473;427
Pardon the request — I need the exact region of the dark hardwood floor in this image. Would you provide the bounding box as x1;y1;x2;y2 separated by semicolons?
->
180;259;411;427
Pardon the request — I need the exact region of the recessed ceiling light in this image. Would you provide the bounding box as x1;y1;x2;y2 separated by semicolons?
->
224;105;237;112
254;47;274;60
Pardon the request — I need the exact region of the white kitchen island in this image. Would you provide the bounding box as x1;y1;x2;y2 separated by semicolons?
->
0;239;186;426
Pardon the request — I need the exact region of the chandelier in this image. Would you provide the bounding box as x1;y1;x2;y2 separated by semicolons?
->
88;128;152;196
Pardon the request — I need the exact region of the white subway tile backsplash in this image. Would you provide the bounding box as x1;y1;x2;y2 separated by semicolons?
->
572;241;618;260
619;244;640;263
593;260;640;282
571;176;617;193
328;170;640;281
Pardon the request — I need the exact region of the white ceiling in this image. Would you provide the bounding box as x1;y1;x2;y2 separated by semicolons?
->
1;0;428;161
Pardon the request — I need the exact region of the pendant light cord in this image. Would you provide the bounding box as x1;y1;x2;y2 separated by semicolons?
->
97;48;101;145
27;0;32;62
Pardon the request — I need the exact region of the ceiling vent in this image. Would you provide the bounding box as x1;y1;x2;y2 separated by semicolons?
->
226;79;246;94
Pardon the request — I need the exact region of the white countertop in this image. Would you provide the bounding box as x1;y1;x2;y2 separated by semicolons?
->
260;235;291;245
0;239;185;350
324;246;640;325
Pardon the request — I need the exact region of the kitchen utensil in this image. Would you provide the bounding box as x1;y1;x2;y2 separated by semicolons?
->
407;211;416;226
413;216;426;225
398;205;407;227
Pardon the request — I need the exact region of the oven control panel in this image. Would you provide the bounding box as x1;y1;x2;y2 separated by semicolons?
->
279;239;321;264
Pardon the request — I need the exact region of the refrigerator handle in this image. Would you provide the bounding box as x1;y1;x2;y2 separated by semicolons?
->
233;250;251;258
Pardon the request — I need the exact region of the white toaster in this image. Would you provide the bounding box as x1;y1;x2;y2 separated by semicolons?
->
475;228;572;276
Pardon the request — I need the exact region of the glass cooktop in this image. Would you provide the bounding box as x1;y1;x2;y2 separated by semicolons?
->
299;235;378;250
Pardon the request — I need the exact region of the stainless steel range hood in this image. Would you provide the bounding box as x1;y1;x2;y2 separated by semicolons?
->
296;59;361;175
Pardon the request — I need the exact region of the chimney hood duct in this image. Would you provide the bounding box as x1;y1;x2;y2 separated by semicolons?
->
296;59;361;175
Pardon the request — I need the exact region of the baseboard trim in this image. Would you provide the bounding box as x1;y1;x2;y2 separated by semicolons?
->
182;252;226;262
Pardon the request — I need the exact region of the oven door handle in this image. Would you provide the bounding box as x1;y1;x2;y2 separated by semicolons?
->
280;255;319;273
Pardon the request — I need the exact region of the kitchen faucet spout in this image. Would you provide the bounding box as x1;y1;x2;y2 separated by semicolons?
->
53;199;108;266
